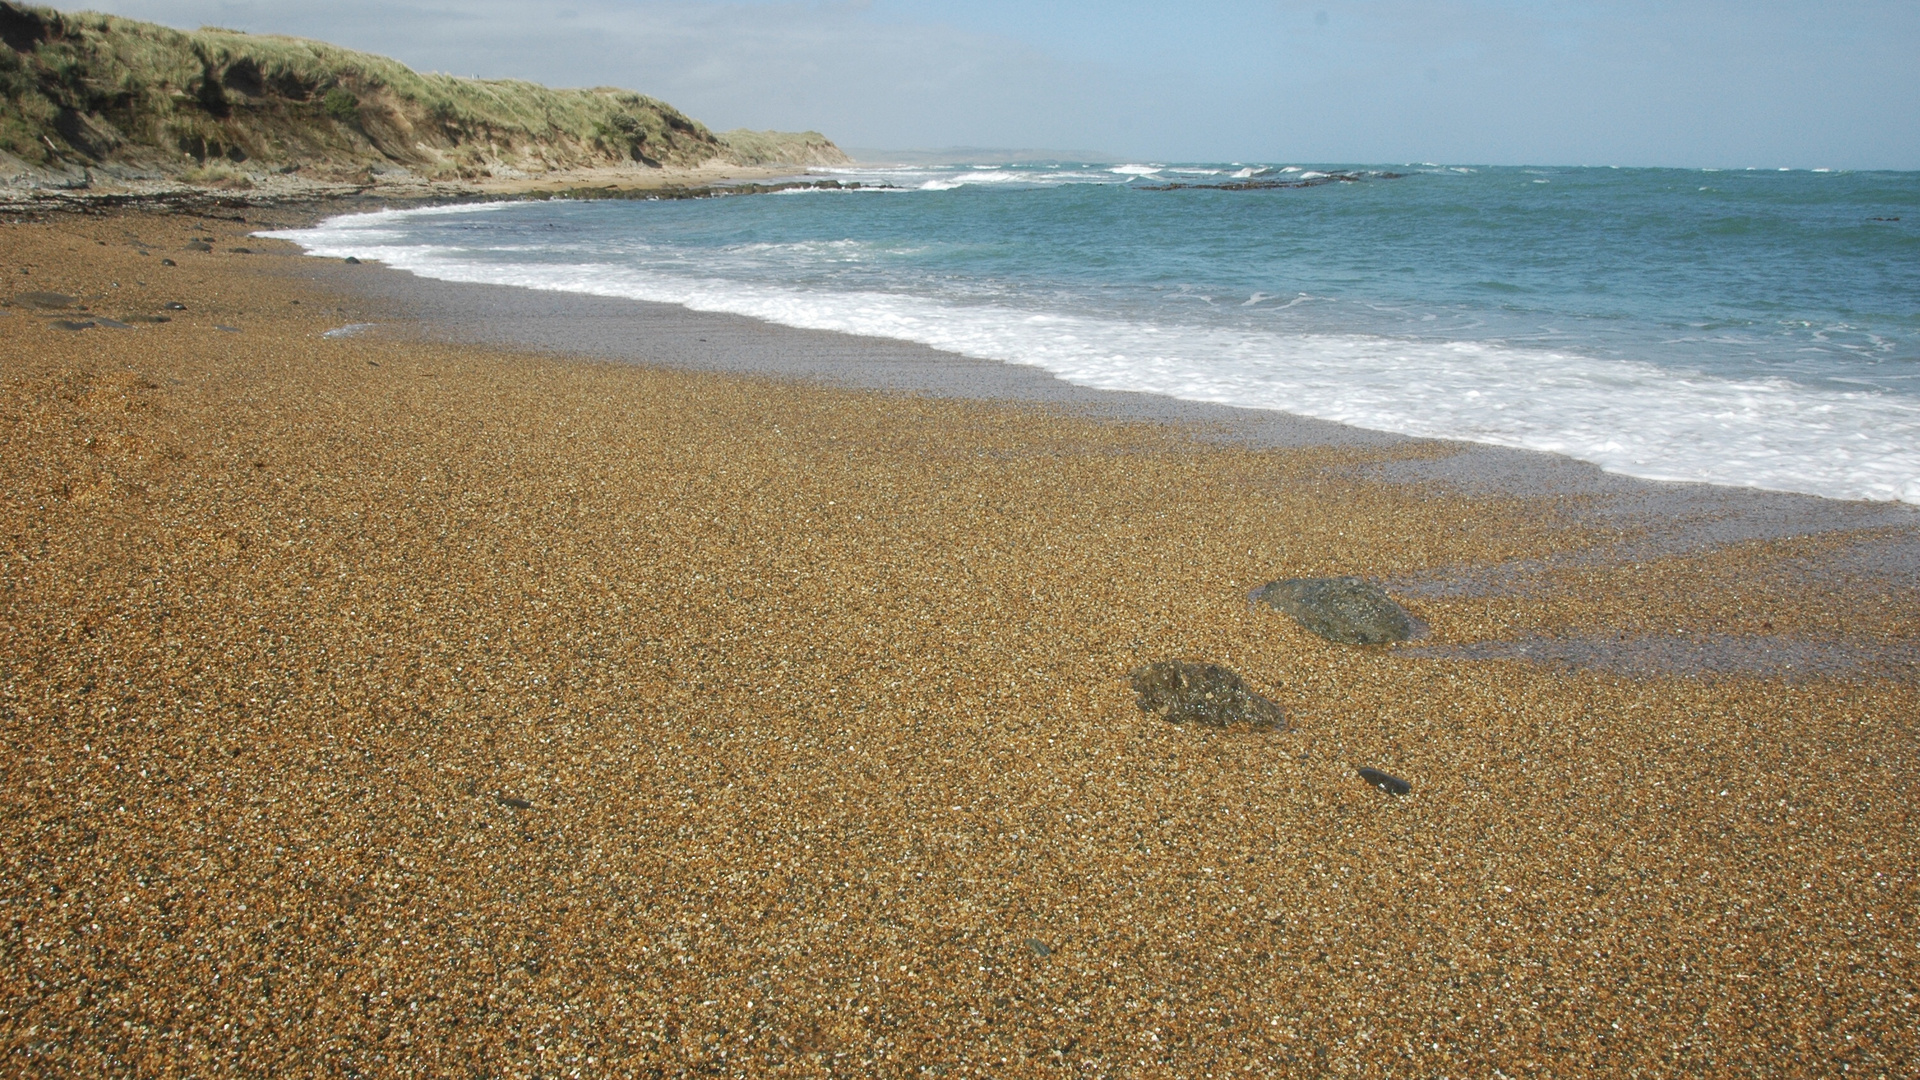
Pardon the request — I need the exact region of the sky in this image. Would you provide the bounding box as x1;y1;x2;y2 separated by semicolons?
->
68;1;1920;168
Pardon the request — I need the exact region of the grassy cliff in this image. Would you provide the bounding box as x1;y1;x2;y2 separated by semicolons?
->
0;1;845;184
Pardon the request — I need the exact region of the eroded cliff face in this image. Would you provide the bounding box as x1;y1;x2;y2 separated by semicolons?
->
0;1;845;189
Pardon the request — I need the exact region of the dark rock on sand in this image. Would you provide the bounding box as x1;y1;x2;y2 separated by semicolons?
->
160;258;176;266
230;247;253;254
499;796;533;810
344;256;361;264
49;319;94;330
185;241;213;252
1130;660;1286;731
215;325;241;333
16;291;75;308
163;302;186;310
1027;938;1052;958
1254;576;1420;645
1358;768;1411;796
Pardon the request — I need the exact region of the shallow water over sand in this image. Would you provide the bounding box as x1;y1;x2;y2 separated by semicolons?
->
267;163;1920;502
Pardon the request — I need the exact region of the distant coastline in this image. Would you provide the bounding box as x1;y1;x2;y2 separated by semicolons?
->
842;146;1120;166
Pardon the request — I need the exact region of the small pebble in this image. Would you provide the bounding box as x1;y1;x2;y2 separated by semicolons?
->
1358;768;1412;796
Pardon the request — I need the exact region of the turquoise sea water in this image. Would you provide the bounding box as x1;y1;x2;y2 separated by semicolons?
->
268;163;1920;502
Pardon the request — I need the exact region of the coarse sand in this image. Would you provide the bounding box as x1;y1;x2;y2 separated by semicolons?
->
3;209;1917;1077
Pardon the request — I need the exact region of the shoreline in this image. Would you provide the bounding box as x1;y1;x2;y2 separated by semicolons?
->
0;161;831;217
275;193;1920;511
4;204;1916;1074
288;224;1920;614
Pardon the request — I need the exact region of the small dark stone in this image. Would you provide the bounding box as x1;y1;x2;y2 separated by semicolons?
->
163;302;186;310
185;241;212;252
1130;660;1286;731
160;259;176;266
1358;768;1411;796
343;256;361;264
1253;576;1421;645
499;796;532;810
230;247;252;254
16;291;75;308
1026;938;1051;958
215;325;241;333
49;319;95;331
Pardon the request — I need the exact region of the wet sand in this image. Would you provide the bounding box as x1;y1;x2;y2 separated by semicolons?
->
3;208;1916;1076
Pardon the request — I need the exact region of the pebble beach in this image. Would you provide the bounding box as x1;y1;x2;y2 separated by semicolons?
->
2;207;1916;1076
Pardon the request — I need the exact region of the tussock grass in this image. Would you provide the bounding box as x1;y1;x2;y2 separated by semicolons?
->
0;1;844;179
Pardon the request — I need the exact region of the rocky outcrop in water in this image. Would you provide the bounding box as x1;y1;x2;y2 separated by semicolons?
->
1254;576;1421;645
1130;660;1286;731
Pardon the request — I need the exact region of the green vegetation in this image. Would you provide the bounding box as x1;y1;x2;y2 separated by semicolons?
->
0;1;844;180
715;128;849;167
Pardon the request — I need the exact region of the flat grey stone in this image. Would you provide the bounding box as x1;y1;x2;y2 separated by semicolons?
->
1130;660;1286;731
15;291;75;308
1254;576;1420;645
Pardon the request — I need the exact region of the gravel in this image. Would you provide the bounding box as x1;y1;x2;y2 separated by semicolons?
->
2;208;1915;1077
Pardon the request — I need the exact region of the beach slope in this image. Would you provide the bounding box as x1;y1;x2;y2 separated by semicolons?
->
2;209;1916;1075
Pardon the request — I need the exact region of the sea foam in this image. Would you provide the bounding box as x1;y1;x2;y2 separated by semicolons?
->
265;191;1920;505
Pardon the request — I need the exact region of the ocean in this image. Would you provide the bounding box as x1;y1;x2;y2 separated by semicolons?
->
264;163;1920;503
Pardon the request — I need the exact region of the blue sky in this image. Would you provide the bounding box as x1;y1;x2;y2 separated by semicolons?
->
74;1;1920;168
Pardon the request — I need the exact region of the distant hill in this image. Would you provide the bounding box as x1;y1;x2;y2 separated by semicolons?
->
0;1;846;187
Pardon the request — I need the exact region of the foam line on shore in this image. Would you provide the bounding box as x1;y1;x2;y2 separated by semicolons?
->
299;257;1919;566
263;206;1920;506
